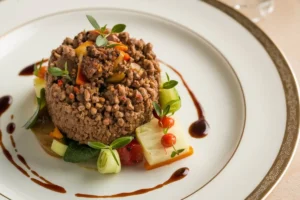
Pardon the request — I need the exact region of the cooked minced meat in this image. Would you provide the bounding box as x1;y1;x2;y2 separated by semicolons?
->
45;30;160;144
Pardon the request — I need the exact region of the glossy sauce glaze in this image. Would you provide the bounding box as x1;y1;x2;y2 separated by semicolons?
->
0;96;13;117
0;95;66;194
6;122;15;134
18;59;48;76
2;59;200;197
76;167;189;198
158;60;208;138
0;131;29;177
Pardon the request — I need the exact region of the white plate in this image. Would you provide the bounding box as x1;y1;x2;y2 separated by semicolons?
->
0;1;298;200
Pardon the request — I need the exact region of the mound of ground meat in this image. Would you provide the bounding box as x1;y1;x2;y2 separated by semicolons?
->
45;30;160;144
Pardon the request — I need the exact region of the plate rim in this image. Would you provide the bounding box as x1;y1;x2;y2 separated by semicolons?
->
202;0;300;199
0;0;299;199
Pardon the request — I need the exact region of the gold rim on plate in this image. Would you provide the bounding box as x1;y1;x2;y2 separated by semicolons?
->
202;0;300;199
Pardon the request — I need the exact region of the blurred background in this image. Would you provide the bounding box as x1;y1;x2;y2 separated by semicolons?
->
221;0;300;199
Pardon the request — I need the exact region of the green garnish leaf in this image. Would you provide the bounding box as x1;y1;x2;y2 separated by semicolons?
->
110;136;134;149
33;64;38;76
170;146;184;158
100;24;107;32
111;24;126;33
64;141;100;163
96;35;108;47
88;141;109;149
23;88;46;129
163;105;170;117
177;149;185;154
23;104;39;129
39;88;46;110
86;15;101;30
33;59;45;77
163;80;178;89
171;151;177;158
109;147;120;166
152;102;161;117
106;43;122;48
48;63;71;80
166;73;170;82
88;136;133;166
48;67;64;76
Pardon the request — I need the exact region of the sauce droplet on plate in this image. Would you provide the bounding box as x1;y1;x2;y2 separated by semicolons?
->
189;119;208;138
158;60;208;138
6;123;15;134
0;96;13;117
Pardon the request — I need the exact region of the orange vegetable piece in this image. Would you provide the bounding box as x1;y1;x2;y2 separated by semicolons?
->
75;41;93;85
38;66;47;79
76;65;87;85
115;44;128;51
75;41;94;57
123;53;130;61
144;146;194;170
57;80;63;87
49;127;63;140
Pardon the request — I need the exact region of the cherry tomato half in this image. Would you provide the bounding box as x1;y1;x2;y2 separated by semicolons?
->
158;117;175;129
117;139;144;166
161;133;176;148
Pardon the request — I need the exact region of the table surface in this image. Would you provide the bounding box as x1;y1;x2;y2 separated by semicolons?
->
222;0;300;199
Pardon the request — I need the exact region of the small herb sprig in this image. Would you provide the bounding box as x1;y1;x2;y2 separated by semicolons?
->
33;59;45;77
48;62;71;80
88;136;134;166
162;73;178;89
152;102;184;158
23;88;46;129
86;15;126;48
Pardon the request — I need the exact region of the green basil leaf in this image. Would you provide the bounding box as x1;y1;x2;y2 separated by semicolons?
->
86;15;101;30
110;136;134;149
171;151;177;158
111;24;126;33
177;149;185;154
166;72;170;82
96;35;108;47
109;147;119;166
163;80;178;89
100;24;107;32
163;105;170;116
64;141;100;163
106;43;122;48
48;67;64;76
23;88;46;129
39;88;46;110
88;141;108;149
152;102;161;117
23;104;40;129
